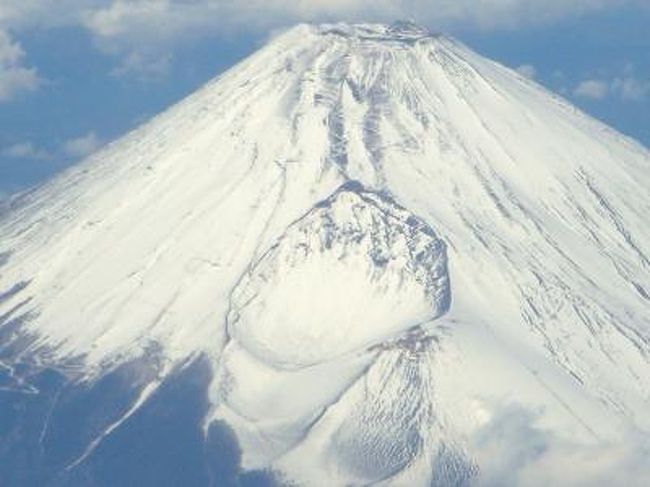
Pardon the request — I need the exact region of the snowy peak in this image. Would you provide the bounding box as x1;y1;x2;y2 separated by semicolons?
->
313;20;435;43
0;21;649;486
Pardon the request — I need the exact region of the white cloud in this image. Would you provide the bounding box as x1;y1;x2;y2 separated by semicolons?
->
71;1;649;78
471;403;650;486
574;73;649;103
78;1;229;78
574;79;609;100
515;64;537;79
0;1;648;79
0;29;40;101
63;132;103;158
1;141;51;159
71;0;650;36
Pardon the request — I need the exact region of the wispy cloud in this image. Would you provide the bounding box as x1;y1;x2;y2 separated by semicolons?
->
574;79;609;100
1;134;104;163
110;51;173;81
471;403;650;486
573;70;649;102
515;64;537;79
62;131;103;158
0;29;40;101
612;76;650;101
1;141;51;160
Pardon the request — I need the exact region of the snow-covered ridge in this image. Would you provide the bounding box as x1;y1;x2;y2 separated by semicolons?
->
227;180;449;369
315;20;436;43
0;21;649;485
212;181;454;479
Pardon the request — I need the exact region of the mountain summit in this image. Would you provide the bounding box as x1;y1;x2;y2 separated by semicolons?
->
1;22;649;486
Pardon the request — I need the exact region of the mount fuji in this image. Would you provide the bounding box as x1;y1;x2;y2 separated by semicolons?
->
1;22;649;486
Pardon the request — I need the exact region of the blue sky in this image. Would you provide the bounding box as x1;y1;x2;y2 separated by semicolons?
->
1;1;648;199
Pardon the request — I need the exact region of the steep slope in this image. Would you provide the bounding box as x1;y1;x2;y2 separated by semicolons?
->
1;22;649;485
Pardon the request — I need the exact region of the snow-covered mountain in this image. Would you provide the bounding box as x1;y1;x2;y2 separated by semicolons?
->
1;22;649;486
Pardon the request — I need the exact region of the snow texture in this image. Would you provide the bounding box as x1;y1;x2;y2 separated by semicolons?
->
1;21;649;485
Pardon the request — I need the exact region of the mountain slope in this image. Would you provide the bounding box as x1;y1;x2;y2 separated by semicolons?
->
1;22;649;485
